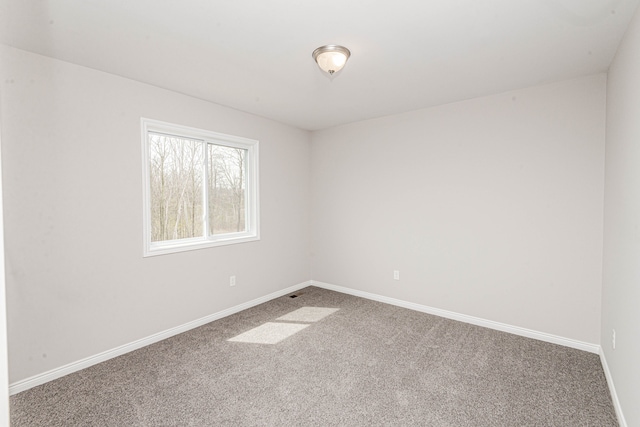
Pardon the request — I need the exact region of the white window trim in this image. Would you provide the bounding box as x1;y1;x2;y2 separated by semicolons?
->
141;118;260;257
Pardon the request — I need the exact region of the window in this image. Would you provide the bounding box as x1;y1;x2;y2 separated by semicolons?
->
141;118;259;256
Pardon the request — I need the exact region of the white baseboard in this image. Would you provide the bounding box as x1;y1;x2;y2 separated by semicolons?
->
9;281;312;395
310;280;600;354
10;279;603;396
599;348;627;427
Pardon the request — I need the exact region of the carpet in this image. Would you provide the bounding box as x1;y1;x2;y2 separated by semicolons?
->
10;286;618;426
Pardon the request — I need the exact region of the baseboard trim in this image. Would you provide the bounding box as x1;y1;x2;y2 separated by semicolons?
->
310;280;600;354
599;348;627;427
10;279;602;395
9;280;312;396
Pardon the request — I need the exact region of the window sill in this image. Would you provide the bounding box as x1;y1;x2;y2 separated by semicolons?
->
143;233;260;257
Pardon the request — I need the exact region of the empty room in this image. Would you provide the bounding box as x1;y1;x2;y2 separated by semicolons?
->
1;0;640;426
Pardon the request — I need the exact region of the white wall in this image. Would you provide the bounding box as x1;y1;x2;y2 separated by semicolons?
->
0;91;10;426
602;4;640;426
311;75;606;345
0;45;311;384
0;39;619;407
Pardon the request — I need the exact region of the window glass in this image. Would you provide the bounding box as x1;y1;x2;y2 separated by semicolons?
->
142;119;259;256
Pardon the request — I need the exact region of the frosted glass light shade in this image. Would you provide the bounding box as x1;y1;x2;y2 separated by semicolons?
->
312;45;351;75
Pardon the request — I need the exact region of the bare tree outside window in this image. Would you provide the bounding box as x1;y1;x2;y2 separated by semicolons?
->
149;133;204;242
208;145;247;235
142;119;258;256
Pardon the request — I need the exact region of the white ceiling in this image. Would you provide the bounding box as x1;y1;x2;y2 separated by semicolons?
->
1;0;639;131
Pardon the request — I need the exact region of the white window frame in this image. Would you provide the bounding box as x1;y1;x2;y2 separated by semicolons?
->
141;118;259;257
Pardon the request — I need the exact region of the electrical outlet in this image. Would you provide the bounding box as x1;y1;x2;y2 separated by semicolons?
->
393;270;400;280
612;329;616;350
230;275;236;287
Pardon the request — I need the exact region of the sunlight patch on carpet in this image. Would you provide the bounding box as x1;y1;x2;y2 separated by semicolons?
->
228;322;310;344
276;307;339;322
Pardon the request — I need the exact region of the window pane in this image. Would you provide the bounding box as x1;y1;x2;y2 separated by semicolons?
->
149;133;204;242
207;144;247;235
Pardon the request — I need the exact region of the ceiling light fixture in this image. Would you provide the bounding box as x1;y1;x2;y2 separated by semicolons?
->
312;45;351;76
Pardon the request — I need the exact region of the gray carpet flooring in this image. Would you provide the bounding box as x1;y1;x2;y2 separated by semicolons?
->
10;286;618;426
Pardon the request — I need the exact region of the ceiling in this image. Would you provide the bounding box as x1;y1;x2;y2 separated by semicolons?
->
1;0;639;131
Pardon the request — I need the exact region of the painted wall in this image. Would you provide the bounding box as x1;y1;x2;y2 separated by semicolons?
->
0;45;311;383
602;4;640;426
0;40;618;404
311;75;606;345
0;94;9;425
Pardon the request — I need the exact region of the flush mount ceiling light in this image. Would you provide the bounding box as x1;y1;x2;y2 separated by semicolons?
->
312;45;351;76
